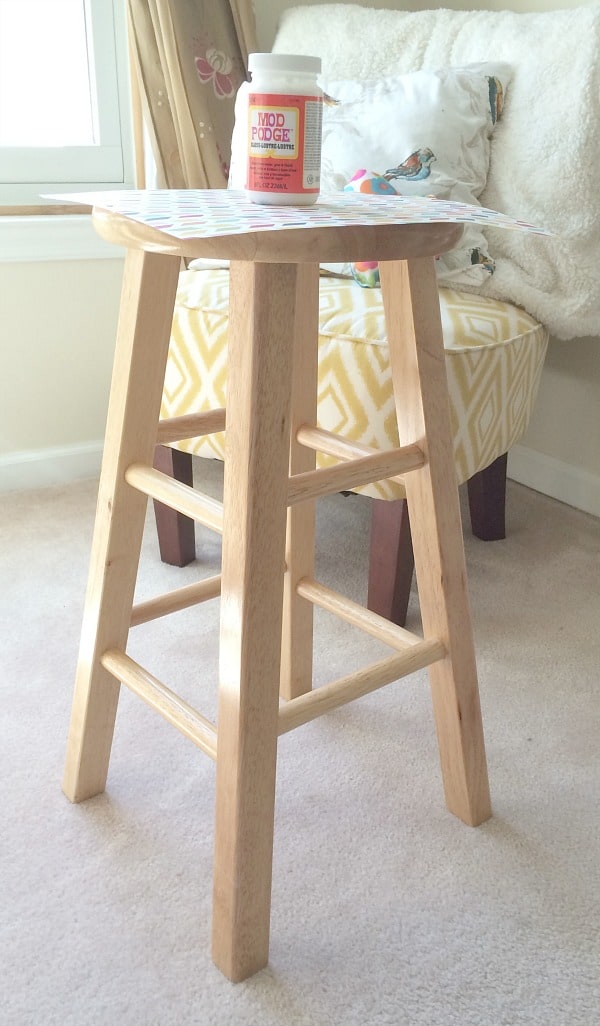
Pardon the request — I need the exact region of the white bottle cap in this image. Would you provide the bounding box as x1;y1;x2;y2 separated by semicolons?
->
248;53;321;75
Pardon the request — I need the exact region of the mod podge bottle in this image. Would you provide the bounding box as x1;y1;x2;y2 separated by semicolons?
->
245;53;323;205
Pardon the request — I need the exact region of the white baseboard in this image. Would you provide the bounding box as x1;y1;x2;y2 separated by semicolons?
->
508;444;600;519
2;440;599;520
0;441;103;493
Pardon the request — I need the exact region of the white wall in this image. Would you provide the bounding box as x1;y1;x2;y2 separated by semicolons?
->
0;0;598;517
0;253;123;489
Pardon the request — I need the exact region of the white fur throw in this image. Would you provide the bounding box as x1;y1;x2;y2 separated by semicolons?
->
274;3;600;340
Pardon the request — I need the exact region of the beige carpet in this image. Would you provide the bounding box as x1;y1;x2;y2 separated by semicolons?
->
2;462;599;1026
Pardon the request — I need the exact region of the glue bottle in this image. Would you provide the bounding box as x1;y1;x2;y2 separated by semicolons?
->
244;53;323;205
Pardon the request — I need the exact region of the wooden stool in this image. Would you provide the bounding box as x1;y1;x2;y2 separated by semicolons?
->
63;192;491;983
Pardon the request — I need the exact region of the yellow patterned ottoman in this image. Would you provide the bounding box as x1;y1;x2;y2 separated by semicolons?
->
161;269;548;501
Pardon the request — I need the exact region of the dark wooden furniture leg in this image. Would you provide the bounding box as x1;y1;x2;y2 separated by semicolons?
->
153;444;196;565
467;452;507;541
367;497;414;627
155;445;507;600
367;452;508;626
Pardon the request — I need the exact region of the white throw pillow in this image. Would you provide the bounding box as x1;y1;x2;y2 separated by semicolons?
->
226;62;510;287
320;63;511;286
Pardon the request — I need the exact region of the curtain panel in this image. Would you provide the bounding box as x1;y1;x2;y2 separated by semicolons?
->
128;0;257;189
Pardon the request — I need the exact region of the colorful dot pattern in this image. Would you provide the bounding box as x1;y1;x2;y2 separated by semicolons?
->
49;189;551;240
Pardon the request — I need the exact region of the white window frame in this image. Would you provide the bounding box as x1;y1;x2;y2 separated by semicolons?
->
0;0;134;261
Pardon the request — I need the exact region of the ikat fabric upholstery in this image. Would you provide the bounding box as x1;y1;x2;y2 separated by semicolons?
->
161;269;548;501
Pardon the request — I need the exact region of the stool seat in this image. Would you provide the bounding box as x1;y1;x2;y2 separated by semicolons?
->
91;200;463;264
62;190;500;982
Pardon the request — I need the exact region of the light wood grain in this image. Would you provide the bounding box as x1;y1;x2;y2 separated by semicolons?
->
280;263;319;701
278;642;444;735
62;205;488;985
127;9;146;191
211;261;297;982
130;575;221;627
101;650;217;759
297;424;406;486
125;463;224;534
156;408;226;444
287;443;424;505
92;206;464;264
0;204;93;216
379;257;491;827
62;249;181;802
297;577;422;650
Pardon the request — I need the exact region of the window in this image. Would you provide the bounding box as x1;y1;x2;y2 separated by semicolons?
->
0;0;134;206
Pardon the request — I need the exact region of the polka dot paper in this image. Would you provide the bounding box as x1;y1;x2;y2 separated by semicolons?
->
47;189;550;240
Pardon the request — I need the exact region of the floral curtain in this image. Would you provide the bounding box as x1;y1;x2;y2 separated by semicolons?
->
127;0;257;189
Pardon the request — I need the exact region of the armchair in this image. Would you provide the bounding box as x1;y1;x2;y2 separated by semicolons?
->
153;2;600;625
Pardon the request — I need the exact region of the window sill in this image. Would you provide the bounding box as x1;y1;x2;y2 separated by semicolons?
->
0;214;125;262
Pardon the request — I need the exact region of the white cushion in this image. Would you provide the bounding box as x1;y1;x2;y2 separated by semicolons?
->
320;64;510;287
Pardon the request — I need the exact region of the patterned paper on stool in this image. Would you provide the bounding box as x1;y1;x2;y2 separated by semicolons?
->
48;189;551;241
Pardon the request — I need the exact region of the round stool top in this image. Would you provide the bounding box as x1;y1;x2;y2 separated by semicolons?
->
49;189;548;264
89;189;469;264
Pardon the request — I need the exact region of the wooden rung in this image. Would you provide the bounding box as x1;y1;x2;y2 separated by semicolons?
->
125;464;223;533
131;574;221;626
101;649;218;760
297;577;422;649
297;425;407;485
157;408;226;444
278;640;445;735
287;444;424;506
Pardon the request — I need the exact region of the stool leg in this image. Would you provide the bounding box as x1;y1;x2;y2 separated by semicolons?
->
379;258;491;827
63;249;181;803
280;263;319;701
212;261;297;981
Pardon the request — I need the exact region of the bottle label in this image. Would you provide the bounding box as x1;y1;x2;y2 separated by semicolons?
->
246;92;322;195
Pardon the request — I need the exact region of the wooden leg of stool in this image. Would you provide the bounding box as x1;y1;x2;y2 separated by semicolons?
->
63;249;181;803
380;258;491;827
212;262;297;982
367;497;414;627
280;263;319;701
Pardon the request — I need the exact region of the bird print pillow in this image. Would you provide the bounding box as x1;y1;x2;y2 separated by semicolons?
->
320;63;511;287
344;168;496;287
